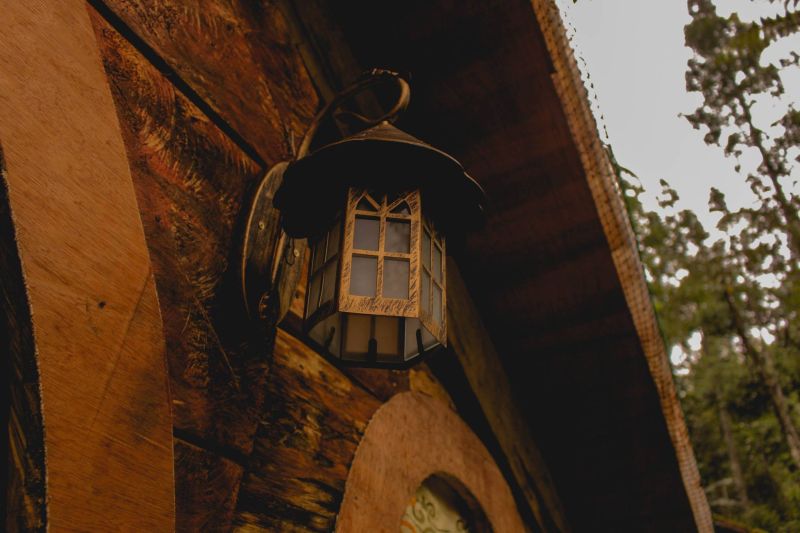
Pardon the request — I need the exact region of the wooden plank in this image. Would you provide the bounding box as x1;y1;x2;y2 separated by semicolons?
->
408;365;456;410
233;329;382;532
91;6;265;457
0;2;174;530
89;8;306;530
98;0;319;163
174;438;244;532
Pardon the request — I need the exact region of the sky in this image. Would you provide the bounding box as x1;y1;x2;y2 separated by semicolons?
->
555;0;800;230
554;0;800;369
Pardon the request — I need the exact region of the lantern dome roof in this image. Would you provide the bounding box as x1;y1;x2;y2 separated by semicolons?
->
275;121;486;238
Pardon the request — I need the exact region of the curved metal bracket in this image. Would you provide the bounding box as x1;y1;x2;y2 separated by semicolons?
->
297;68;410;158
241;162;305;321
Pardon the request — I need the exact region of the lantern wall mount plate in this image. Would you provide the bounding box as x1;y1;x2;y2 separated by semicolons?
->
242;69;486;368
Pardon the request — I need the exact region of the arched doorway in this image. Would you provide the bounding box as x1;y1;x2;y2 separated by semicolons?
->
336;391;525;532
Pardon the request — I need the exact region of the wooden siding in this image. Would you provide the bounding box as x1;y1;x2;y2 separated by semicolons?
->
88;2;464;531
0;2;174;529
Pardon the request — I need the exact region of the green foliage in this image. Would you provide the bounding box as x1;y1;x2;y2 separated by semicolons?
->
617;5;800;527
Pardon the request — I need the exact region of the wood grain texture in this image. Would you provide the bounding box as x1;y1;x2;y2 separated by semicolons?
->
89;1;339;529
408;365;455;410
1;149;45;532
99;0;319;163
233;329;382;532
174;438;244;532
336;392;525;533
0;2;174;530
89;8;290;529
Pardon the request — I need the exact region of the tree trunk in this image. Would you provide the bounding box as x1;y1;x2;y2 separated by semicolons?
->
724;288;800;469
739;95;800;261
717;399;750;509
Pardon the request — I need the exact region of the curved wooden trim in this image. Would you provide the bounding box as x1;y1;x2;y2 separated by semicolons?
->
529;1;713;530
336;392;525;532
0;2;174;530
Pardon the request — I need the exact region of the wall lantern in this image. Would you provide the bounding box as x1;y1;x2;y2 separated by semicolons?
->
242;70;485;368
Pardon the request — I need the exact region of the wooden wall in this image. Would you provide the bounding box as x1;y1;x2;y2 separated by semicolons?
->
2;1;556;531
88;1;472;531
1;2;176;530
1;149;46;532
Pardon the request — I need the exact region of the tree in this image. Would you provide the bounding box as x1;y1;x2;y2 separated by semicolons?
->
684;0;800;470
622;176;800;530
684;0;800;259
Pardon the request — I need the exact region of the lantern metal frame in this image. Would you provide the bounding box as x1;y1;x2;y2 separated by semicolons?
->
241;69;484;368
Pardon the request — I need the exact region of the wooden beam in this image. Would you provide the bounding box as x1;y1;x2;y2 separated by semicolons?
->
95;0;320;165
0;2;174;530
528;1;713;530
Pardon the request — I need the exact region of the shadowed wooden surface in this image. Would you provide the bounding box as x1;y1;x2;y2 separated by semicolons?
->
98;0;318;164
233;329;382;531
90;7;269;529
1;149;45;532
91;6;265;457
89;1;390;530
0;2;174;530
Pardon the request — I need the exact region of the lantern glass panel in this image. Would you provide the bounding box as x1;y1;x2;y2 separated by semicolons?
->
308;274;322;317
375;316;400;357
354;216;380;250
312;239;325;271
344;313;371;356
302;187;447;367
391;201;411;215
383;258;409;299
421;272;431;312
386;219;410;253
433;285;442;325
327;221;341;259
306;220;341;321
309;313;340;357
321;261;338;304
350;256;377;296
433;245;442;282
422;230;431;267
357;196;378;211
